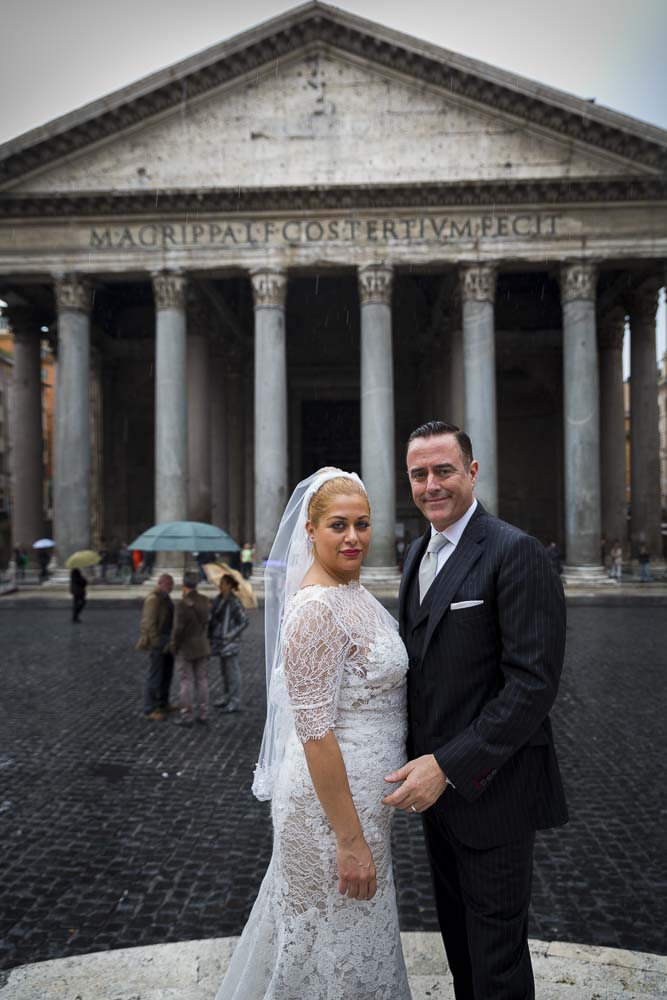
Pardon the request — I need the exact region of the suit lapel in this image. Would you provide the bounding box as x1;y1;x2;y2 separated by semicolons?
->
399;529;430;629
422;507;488;657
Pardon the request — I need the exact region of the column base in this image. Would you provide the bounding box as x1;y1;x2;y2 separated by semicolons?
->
562;564;617;587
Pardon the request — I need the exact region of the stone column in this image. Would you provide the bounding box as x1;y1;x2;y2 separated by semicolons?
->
243;358;255;545
186;295;211;523
8;308;44;558
250;269;288;560
358;263;397;569
460;264;497;513
54;276;92;560
560;263;604;575
226;346;244;545
209;351;228;530
628;281;662;558
448;317;465;428
152;271;188;525
598;305;628;554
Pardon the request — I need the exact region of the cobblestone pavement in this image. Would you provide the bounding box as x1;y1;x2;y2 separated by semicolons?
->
1;602;665;971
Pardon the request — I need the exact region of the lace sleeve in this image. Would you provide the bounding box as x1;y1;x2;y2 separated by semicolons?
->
282;597;350;743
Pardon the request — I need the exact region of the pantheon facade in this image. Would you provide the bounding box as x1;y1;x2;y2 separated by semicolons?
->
1;2;665;575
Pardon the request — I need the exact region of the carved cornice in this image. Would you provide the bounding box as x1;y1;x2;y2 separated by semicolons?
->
152;271;186;311
597;304;626;351
1;8;666;188
358;263;393;305
250;269;287;308
2;177;667;218
54;275;93;314
560;263;597;303
460;264;496;303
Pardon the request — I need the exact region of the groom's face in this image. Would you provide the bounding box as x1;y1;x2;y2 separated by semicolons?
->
407;434;478;531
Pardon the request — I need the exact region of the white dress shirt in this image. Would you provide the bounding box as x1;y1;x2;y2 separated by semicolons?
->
430;497;478;576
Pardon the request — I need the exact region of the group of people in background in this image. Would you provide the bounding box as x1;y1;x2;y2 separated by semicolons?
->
136;570;249;725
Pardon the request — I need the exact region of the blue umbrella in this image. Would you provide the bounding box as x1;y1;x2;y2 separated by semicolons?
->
128;521;240;553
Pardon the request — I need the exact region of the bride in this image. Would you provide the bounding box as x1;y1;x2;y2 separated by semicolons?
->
216;468;412;1000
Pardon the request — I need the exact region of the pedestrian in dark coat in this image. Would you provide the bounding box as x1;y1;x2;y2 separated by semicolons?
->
136;573;175;720
70;569;87;623
209;574;249;712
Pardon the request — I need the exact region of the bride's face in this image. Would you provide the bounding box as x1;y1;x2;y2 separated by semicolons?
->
306;494;371;580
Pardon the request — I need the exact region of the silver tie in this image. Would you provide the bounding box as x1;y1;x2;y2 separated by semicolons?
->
419;533;450;603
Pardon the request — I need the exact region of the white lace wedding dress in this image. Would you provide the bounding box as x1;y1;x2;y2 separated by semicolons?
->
216;581;412;1000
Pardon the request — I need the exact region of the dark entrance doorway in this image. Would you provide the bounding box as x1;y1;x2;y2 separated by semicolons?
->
301;400;360;478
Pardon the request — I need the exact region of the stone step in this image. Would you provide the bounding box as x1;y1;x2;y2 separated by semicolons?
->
2;934;666;1000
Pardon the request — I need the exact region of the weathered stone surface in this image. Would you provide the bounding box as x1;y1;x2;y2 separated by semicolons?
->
3;935;666;1000
9;52;643;197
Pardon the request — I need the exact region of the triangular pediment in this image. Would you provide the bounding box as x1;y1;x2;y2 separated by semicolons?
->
1;1;665;199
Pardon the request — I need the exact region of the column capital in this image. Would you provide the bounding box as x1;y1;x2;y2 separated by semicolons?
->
186;290;210;337
597;305;626;351
627;278;661;327
560;262;597;303
6;305;43;341
54;275;93;314
358;263;393;305
250;268;287;309
152;271;187;311
459;264;496;303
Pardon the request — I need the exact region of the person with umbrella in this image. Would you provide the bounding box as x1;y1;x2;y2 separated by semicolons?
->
70;568;87;623
65;551;100;623
209;573;249;713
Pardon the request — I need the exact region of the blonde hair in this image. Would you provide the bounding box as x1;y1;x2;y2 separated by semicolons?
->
307;475;370;527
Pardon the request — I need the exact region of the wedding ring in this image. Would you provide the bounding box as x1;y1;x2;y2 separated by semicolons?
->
410;804;418;813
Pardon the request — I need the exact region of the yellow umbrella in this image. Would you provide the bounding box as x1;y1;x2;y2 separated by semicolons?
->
203;562;257;610
65;550;101;570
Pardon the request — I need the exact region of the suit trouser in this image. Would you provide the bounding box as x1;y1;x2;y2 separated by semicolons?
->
218;654;242;709
423;808;535;1000
144;648;174;714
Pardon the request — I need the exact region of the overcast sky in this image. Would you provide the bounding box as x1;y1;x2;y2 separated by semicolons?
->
1;0;665;357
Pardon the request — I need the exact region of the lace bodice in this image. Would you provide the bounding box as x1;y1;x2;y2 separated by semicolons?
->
282;581;408;742
217;581;412;999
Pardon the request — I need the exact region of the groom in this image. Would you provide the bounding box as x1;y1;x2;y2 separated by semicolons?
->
384;420;568;1000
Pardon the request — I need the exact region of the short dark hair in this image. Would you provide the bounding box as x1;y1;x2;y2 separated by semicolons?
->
183;571;199;589
221;573;239;590
407;420;473;469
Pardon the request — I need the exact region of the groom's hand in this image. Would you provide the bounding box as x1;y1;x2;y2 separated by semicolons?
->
382;754;448;812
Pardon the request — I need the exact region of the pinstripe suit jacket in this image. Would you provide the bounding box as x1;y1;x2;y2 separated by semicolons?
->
399;503;568;849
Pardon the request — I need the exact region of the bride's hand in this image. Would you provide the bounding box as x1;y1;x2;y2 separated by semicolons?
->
336;834;377;901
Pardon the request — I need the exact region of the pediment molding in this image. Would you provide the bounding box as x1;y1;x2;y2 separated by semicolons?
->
1;2;666;190
2;177;666;218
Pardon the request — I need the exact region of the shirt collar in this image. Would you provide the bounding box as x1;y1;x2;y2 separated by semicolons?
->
430;497;478;548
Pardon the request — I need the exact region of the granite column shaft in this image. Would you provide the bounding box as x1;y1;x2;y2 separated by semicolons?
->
598;305;628;552
560;263;602;569
629;283;662;556
153;272;188;525
54;276;92;559
359;263;396;568
9;310;44;556
251;270;288;560
460;265;497;513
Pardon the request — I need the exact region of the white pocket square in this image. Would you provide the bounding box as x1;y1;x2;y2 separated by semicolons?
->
450;600;484;610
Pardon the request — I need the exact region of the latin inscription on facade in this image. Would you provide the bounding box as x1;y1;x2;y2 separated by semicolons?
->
89;213;561;250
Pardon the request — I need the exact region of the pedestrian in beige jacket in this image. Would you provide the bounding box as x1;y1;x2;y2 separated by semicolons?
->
171;571;211;725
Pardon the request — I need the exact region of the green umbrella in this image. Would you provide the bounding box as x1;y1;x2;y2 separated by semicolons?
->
128;521;240;553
